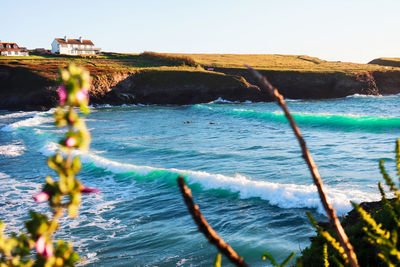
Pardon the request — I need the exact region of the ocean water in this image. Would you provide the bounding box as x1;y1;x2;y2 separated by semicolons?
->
0;94;399;266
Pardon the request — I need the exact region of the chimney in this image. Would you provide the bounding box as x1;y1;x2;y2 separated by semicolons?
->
79;36;82;43
64;36;67;41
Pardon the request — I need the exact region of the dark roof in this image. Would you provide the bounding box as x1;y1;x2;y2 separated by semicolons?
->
0;42;23;51
55;38;94;45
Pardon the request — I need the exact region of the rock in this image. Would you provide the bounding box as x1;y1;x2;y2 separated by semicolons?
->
1;64;400;111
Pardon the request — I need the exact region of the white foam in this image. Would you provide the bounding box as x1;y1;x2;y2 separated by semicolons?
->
346;93;383;98
0;111;37;119
39;142;380;215
1;114;53;132
95;104;112;108
0;172;42;233
0;142;26;157
285;99;303;102
209;97;241;104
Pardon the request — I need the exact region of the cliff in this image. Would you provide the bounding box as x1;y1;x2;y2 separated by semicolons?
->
1;54;400;110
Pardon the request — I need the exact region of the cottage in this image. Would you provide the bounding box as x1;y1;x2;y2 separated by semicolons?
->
0;42;29;56
51;36;100;55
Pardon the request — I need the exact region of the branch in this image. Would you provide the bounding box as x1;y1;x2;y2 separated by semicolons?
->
246;65;359;267
177;176;248;267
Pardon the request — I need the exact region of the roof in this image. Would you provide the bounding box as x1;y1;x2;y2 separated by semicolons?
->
0;42;23;52
55;38;94;45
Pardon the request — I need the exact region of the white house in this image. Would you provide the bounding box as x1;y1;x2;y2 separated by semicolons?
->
0;42;29;56
51;36;100;55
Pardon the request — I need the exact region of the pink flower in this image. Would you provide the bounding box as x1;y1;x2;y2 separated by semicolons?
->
36;236;53;257
44;243;53;257
76;88;89;104
65;137;77;148
36;236;46;254
33;191;49;203
58;85;67;105
81;185;100;193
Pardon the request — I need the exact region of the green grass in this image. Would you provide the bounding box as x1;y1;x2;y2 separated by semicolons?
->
0;53;399;79
174;53;399;74
368;57;400;68
374;57;400;62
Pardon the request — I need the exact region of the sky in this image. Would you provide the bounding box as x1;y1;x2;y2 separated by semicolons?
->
2;0;400;63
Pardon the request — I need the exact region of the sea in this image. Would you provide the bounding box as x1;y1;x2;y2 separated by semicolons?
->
0;94;399;266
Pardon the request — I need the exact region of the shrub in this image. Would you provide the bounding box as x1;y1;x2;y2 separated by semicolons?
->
298;140;400;267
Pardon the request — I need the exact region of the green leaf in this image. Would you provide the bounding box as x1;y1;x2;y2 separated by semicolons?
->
214;253;221;267
262;252;277;266
280;252;296;267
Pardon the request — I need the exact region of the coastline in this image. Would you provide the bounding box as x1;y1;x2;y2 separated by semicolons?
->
1;53;400;111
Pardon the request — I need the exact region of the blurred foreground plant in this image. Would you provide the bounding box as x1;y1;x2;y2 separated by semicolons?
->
0;64;98;266
300;140;400;266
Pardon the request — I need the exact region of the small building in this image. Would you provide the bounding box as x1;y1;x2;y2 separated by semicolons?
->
0;42;29;56
51;36;101;55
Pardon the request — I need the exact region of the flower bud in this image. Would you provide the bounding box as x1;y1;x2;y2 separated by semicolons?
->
58;85;67;106
44;243;54;257
65;137;77;148
33;191;50;203
76;88;89;104
36;236;46;255
81;185;100;193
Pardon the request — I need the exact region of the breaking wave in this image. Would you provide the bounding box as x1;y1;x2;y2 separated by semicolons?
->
39;142;379;215
1;113;53;132
195;105;400;132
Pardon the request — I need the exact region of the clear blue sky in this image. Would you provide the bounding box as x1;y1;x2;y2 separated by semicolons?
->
3;0;400;63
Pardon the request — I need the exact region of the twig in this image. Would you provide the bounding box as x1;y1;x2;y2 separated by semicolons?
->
246;65;359;267
177;176;248;267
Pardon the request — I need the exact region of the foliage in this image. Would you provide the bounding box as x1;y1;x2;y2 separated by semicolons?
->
298;139;400;267
214;253;221;267
261;251;296;267
0;64;97;266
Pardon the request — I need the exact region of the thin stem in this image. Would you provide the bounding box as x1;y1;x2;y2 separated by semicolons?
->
177;176;248;267
246;65;359;267
49;208;63;235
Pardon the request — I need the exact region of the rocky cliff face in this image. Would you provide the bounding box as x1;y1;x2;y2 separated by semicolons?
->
0;65;58;110
100;70;267;105
1;65;400;111
211;68;382;98
372;71;400;94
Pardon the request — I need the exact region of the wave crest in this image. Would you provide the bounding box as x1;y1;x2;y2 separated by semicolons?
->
39;142;379;215
1;113;52;132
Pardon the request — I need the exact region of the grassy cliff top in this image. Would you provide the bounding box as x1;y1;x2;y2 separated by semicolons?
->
368;57;400;68
179;53;399;73
0;52;398;80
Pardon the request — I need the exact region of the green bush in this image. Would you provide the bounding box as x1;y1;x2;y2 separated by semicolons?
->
298;140;400;267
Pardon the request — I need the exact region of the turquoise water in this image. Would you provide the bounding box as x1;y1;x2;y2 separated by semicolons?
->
0;94;399;266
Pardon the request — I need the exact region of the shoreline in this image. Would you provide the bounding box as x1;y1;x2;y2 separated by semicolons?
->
1;53;400;111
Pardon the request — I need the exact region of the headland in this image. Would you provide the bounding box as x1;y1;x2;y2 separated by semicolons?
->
1;52;400;110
